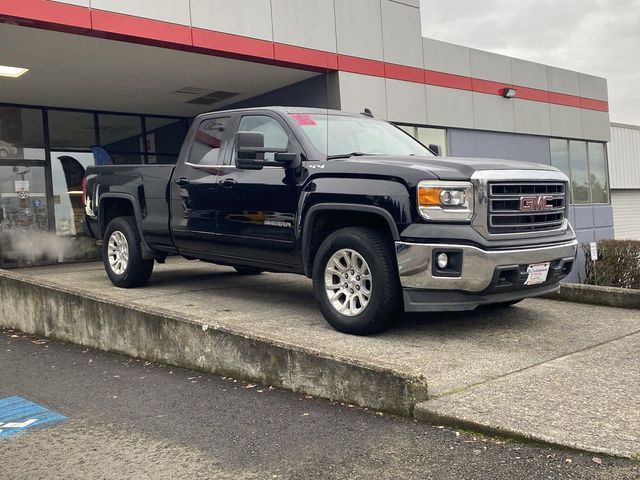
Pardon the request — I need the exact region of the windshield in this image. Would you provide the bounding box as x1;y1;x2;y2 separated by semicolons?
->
289;114;434;158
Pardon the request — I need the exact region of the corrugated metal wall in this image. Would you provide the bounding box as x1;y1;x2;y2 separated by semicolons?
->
612;190;640;240
608;123;640;189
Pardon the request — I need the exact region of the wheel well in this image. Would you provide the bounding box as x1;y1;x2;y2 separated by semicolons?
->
101;198;135;236
305;210;395;276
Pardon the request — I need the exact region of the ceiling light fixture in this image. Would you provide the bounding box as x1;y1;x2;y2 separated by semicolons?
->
502;87;517;99
0;65;29;78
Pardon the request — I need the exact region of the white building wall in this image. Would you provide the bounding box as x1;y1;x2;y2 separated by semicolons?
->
608;123;640;189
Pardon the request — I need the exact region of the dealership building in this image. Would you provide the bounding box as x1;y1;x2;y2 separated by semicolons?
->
0;0;612;281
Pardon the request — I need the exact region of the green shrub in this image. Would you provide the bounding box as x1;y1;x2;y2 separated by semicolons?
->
582;239;640;289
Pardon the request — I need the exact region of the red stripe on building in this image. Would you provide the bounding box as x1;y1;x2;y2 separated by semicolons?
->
90;9;192;46
548;92;582;108
515;86;550;103
0;0;90;29
337;54;385;77
472;78;512;96
193;28;274;60
274;43;338;70
580;97;609;112
384;63;424;84
424;70;472;90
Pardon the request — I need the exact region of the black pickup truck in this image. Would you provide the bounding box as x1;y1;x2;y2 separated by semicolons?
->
84;107;577;334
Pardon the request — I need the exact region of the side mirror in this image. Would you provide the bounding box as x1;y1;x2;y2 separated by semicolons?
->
235;131;300;170
429;144;442;156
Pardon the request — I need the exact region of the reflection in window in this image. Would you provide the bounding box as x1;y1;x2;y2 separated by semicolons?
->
189;117;229;166
395;124;448;156
550;138;610;205
99;114;144;154
588;143;608;203
550;139;570;178
145;117;187;155
48;110;95;149
0;106;45;160
51;151;94;236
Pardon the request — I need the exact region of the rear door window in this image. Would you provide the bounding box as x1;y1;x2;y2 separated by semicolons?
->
188;117;230;166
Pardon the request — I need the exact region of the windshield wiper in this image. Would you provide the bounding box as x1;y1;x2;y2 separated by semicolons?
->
326;152;376;160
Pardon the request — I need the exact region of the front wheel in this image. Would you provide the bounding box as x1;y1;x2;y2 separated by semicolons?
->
103;216;154;288
312;227;401;335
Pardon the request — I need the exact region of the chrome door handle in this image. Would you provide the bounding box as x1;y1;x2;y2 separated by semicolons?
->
175;177;190;187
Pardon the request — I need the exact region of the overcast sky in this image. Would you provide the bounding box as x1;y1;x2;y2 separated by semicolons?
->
420;0;640;125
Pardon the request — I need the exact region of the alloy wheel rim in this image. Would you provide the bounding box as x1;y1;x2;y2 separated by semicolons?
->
107;230;129;275
324;248;372;317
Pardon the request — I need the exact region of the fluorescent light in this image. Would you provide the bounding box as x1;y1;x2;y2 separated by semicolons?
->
0;65;29;78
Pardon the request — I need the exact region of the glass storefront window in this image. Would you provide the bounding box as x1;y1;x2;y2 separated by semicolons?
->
98;114;144;155
550;139;570;178
569;140;590;204
0;106;45;160
0;164;51;266
145;117;187;155
588;142;609;204
48;110;96;149
51;151;94;236
396;124;448;156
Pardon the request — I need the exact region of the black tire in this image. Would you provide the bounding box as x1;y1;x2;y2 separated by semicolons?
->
102;216;154;288
312;227;401;335
233;266;264;275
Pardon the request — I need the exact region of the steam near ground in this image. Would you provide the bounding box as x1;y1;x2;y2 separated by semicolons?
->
0;230;98;265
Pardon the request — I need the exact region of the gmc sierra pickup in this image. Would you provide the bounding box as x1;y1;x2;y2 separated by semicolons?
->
84;107;577;334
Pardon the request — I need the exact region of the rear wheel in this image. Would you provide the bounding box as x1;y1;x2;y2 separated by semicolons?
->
103;216;154;288
233;266;263;275
312;227;401;335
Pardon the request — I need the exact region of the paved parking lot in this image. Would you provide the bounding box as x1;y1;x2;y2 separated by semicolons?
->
8;258;640;458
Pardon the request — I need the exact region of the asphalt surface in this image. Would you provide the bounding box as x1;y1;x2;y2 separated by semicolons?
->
1;328;638;480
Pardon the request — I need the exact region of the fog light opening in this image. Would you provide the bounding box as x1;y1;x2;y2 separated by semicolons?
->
437;253;449;269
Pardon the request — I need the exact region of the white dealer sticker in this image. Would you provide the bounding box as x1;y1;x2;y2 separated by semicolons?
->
524;262;550;286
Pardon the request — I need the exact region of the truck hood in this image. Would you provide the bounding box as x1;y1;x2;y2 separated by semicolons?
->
342;155;558;181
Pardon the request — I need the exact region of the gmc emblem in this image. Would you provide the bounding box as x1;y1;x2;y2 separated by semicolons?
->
519;195;554;211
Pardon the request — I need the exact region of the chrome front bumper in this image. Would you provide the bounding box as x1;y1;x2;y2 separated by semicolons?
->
395;239;578;292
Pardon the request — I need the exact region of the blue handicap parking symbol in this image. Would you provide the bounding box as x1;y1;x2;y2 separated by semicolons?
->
0;396;67;439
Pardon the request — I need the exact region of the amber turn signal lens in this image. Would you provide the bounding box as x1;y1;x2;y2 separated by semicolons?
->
418;187;442;207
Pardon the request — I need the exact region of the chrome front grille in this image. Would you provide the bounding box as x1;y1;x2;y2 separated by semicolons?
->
488;182;566;233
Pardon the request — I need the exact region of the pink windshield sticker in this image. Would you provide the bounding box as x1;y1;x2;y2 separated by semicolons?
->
291;114;317;126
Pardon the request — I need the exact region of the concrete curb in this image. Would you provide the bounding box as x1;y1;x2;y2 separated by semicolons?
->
413;402;637;460
0;269;428;416
544;283;640;310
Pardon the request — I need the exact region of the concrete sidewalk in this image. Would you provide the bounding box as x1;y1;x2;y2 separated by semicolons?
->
1;258;639;458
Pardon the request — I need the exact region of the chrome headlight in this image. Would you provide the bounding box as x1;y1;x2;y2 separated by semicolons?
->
417;180;474;222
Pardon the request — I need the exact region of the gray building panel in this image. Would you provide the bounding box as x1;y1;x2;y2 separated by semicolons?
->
190;0;274;41
472;93;515;133
338;72;388;119
514;99;551;136
579;73;609;101
271;0;337;52
595;227;615;241
448;129;551;165
593;205;614;228
334;0;384;60
386;79;427;124
469;49;512;83
380;0;423;68
91;0;191;25
547;66;581;96
574;206;595;229
549;104;583;139
425;85;474;129
581;109;611;141
422;37;471;76
510;58;549;90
